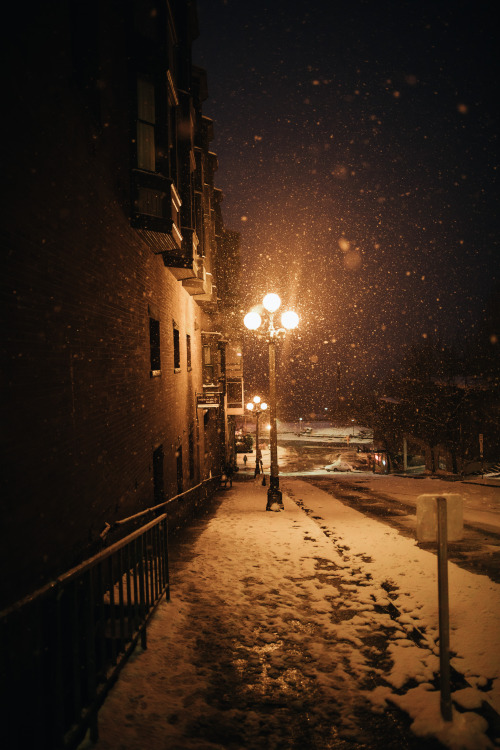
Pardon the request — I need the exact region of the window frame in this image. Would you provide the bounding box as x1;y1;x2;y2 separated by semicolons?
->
186;333;192;371
136;76;156;172
173;321;181;372
149;317;161;377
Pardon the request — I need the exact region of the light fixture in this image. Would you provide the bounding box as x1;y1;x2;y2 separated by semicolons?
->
243;293;300;510
262;293;281;313
281;310;299;330
243;311;262;330
245;396;267;479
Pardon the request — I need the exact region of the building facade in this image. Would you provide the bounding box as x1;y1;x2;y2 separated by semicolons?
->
1;0;242;608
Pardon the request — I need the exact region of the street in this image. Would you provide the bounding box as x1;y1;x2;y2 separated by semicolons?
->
239;434;500;585
303;476;500;585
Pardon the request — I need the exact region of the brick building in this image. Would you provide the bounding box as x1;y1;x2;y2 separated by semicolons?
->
1;0;243;608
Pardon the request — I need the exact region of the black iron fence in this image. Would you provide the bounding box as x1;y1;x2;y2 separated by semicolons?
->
0;476;222;750
0;514;169;750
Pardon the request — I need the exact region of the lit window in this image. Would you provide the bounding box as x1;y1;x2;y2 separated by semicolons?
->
149;317;161;376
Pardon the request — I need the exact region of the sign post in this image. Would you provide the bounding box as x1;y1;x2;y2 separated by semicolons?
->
436;496;452;721
416;493;463;721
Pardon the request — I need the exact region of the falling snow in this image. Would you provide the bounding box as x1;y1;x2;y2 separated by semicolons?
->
79;433;499;750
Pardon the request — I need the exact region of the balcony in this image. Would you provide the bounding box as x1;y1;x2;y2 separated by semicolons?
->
165;227;200;281
131;172;183;256
194;274;218;311
182;256;208;295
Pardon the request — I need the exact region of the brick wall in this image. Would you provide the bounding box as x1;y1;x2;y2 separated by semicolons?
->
0;0;224;608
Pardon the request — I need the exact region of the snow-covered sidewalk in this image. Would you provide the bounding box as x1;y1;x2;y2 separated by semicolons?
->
81;478;499;750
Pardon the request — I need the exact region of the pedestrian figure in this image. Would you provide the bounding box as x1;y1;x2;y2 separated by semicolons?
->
243;454;247;466
225;463;233;487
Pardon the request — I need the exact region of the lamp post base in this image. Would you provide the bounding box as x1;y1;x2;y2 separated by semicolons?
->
266;484;284;511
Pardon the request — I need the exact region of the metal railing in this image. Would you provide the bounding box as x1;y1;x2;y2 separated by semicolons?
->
99;475;221;545
0;514;169;750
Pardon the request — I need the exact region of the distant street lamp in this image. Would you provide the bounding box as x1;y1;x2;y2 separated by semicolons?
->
246;396;268;477
244;293;299;510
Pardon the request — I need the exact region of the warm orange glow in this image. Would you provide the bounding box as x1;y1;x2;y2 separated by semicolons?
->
262;293;281;313
244;311;262;330
281;310;299;330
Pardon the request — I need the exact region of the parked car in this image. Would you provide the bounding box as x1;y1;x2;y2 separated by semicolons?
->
325;459;352;472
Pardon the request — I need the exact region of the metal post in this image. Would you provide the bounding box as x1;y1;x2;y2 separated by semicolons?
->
254;412;260;476
403;437;408;472
267;337;283;509
437;496;452;721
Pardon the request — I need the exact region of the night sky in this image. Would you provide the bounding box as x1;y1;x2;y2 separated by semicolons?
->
194;0;498;415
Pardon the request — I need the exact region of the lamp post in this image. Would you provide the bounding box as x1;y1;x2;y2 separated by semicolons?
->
244;293;299;511
246;396;268;477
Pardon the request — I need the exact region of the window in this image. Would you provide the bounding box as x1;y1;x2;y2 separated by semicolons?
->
202;344;214;384
137;78;156;171
173;322;180;370
136;186;166;217
186;333;192;370
153;445;164;503
227;378;244;410
149;317;161;376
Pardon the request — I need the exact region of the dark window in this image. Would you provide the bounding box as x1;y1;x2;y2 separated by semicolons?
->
137;186;166;217
188;428;195;480
70;0;101;125
153;445;164;503
149;317;161;375
173;322;180;370
176;445;183;495
202;344;213;384
137;77;156;171
227;379;243;409
186;333;192;370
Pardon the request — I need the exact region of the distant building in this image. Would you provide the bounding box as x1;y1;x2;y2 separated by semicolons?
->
1;0;242;608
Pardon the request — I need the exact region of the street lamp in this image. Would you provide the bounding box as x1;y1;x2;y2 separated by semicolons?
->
246;396;268;477
244;293;299;510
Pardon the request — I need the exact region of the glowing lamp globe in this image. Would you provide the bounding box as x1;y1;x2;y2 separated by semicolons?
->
261;402;268;411
281;310;299;329
246;402;254;411
253;396;261;404
244;311;262;330
262;293;281;313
